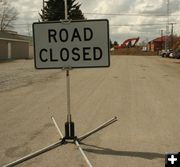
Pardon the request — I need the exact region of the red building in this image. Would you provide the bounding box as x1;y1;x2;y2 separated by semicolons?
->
147;36;168;52
148;36;180;52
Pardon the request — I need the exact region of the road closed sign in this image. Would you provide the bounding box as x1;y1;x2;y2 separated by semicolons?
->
33;19;110;69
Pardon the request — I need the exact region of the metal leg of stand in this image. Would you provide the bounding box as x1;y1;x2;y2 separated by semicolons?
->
66;70;71;124
75;140;93;167
78;116;117;142
2;140;63;167
51;116;64;138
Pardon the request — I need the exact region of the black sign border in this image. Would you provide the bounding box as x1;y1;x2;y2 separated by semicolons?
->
33;19;110;69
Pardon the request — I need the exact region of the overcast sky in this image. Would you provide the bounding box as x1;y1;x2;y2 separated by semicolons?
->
11;0;180;44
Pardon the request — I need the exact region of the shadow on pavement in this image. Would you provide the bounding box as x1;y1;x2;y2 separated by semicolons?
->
81;143;164;160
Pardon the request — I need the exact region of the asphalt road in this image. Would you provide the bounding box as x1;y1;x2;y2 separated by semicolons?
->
0;56;180;167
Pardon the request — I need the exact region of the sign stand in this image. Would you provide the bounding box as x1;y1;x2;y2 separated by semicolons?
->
3;1;117;167
64;68;75;139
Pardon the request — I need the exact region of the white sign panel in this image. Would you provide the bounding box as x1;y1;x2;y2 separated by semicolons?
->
33;19;110;69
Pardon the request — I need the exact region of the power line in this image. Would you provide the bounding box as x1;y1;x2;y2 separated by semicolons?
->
10;10;180;17
111;23;167;27
12;23;179;28
84;12;180;17
11;23;165;26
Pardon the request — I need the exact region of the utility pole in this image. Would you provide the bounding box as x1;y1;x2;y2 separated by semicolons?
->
169;22;176;49
27;24;32;36
165;0;170;51
160;29;164;50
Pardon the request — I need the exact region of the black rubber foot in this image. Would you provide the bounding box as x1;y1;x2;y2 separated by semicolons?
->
65;121;75;139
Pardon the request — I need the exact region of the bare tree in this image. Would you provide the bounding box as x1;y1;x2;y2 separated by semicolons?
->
0;0;18;31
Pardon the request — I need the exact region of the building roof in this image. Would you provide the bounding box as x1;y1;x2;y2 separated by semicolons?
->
153;36;166;42
0;31;31;43
149;36;180;44
149;36;170;43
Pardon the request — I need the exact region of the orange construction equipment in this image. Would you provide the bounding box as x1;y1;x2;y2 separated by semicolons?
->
114;37;140;49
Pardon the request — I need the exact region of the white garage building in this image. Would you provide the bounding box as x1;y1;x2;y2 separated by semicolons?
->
0;31;30;60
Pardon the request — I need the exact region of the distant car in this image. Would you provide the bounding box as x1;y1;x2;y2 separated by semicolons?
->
159;50;167;57
160;49;174;58
174;50;180;59
166;49;174;58
169;52;176;58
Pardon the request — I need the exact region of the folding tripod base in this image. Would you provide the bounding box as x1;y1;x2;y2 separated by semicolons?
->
3;116;117;167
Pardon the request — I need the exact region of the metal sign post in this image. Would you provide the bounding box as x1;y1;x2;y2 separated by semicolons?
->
2;1;117;167
64;68;75;138
63;0;75;140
